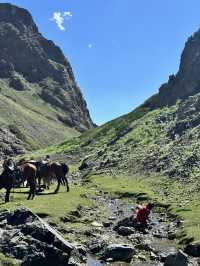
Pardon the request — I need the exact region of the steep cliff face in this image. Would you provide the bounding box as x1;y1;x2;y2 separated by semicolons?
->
144;29;200;108
0;3;94;157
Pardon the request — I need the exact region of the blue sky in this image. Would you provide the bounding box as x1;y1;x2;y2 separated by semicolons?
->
1;0;200;125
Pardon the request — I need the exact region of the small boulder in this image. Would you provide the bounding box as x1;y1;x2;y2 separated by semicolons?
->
91;221;103;228
7;208;36;225
114;216;133;229
117;226;135;236
101;244;135;262
87;239;106;254
103;221;113;228
79;161;89;171
164;250;188;266
184;243;200;257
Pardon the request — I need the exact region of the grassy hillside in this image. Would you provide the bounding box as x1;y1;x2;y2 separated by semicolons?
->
24;92;200;244
28;92;200;181
0;79;79;152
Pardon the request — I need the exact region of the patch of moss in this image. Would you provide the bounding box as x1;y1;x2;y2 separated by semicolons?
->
0;254;18;266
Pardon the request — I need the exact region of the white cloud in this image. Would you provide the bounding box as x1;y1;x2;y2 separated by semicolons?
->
51;11;72;31
88;44;92;48
63;11;72;18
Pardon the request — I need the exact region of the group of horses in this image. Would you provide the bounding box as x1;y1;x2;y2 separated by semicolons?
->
0;159;70;203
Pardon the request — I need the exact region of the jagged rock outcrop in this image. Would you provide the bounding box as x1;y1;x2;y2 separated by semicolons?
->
0;208;82;265
144;29;200;108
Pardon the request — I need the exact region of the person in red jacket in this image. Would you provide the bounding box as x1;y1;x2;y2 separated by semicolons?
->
135;202;154;225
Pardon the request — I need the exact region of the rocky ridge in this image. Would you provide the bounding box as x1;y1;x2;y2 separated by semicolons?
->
144;28;200;108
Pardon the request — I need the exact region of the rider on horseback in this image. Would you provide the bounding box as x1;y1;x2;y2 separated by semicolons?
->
37;155;50;172
3;157;15;171
3;158;24;187
44;155;51;164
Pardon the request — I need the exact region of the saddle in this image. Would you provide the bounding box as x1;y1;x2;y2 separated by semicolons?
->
37;160;50;176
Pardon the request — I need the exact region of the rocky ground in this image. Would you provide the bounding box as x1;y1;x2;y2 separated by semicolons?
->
0;208;82;266
1;183;200;265
41;182;200;266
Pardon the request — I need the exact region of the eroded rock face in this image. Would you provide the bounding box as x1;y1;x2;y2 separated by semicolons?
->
144;29;200;108
0;3;94;135
0;208;81;266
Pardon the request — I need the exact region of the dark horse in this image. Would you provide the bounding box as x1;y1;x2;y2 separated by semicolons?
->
0;168;13;202
31;161;70;193
0;163;37;203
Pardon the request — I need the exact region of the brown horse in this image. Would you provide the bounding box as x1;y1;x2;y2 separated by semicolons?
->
0;163;36;203
29;161;69;193
19;163;37;200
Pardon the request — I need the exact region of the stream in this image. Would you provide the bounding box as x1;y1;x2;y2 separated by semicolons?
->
82;193;178;266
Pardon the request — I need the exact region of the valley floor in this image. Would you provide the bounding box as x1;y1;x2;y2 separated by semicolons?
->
1;173;200;265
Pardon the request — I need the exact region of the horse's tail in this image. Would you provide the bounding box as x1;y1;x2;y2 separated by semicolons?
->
61;163;69;191
61;163;69;176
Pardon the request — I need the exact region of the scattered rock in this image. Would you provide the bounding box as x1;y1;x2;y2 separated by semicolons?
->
103;221;113;228
168;231;176;240
108;216;117;221
69;209;82;218
117;226;135;236
86;239;106;254
164;250;188;266
60;214;77;223
138;254;146;261
150;251;159;260
91;221;103;227
101;244;135;262
135;243;153;252
185;243;200;257
114;216;133;229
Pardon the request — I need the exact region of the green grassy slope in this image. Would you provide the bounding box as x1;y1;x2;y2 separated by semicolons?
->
0;79;79;151
26;93;200;244
30;92;200;180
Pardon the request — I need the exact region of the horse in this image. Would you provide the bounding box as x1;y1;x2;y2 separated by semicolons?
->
0;163;37;203
0;168;14;203
21;163;37;200
27;161;70;193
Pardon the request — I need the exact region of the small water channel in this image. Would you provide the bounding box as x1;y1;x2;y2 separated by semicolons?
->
86;195;178;266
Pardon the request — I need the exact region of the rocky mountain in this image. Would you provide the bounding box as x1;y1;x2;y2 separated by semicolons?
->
39;27;200;182
0;3;94;157
144;29;200;108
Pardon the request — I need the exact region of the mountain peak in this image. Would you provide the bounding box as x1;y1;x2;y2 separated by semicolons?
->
144;28;200;108
0;4;94;157
0;3;37;29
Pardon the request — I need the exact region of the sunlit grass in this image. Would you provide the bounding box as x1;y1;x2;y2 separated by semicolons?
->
0;184;94;223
